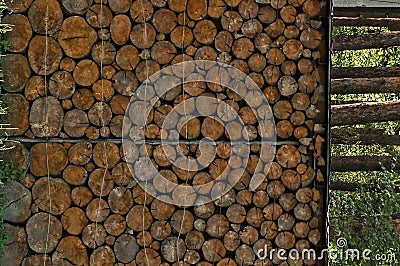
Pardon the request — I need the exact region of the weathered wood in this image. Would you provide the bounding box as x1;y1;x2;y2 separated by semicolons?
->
28;0;62;34
1;224;28;266
2;54;30;93
333;17;400;30
333;31;400;51
331;77;400;94
88;168;114;196
331;156;400;172
331;128;400;145
90;246;115;266
3;14;32;52
30;96;63;137
58;16;97;59
332;67;400;78
52;236;88;265
331;101;400;126
26;212;62;253
73;59;99;86
62;0;92;14
114;234;139;263
86;4;112;28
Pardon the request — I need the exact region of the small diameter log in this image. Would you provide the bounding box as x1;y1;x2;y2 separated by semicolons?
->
331;101;400;126
73;59;99;86
62;165;88;186
52;236;88;265
72;89;95;110
28;35;62;75
110;14;131;45
82;223;107;248
332;67;400;79
331;77;400;94
30;143;67;176
61;207;88;235
333;31;400;51
30;96;64;137
64;109;89;137
88;168;114;196
114;234;139;263
71;186;93;207
333;17;400;30
26;212;62;253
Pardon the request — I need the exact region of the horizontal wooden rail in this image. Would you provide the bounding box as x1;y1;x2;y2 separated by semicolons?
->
331;101;400;126
330;180;400;193
332;67;400;79
333;32;400;50
333;7;400;18
331;128;400;145
333;17;400;30
331;77;400;94
331;156;400;171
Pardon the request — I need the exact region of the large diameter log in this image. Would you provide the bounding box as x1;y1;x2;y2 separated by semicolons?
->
331;128;400;145
332;67;400;78
3;14;32;52
2;54;30;92
0;94;29;136
0;225;28;266
331;156;400;172
333;31;400;50
331;101;400;126
331;77;400;94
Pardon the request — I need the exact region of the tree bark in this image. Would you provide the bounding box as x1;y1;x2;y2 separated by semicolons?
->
331;128;400;145
333;31;400;50
333;17;400;30
331;156;400;171
332;67;400;78
331;77;400;94
331;101;400;126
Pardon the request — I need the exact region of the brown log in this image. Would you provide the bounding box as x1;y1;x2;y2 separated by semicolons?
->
26;212;62;253
151;199;175;220
88;102;112;126
150;220;172;241
261;221;278;240
279;193;297;211
223;231;240;252
22;255;52;266
278;213;295;231
239;0;258;19
153;8;177;34
221;11;243;32
62;165;87;186
294;203;312;221
266;47;285;65
5;0;34;13
92;80;115;102
67;142;92;166
170;26;194;48
61;207;88;235
332;67;400;79
108;0;132;13
135;60;160;82
86;198;110;222
239;225;258;246
333;31;400;51
258;6;276;24
331;77;400;95
61;0;92;14
332;101;400;126
91;42;116;66
232;37;254;59
109;15;131;46
160;237;186;262
2;181;31;223
283;39;303;61
127;205;153;232
52;236;88;265
300;28;322;49
275;231;296;249
132;185;154;205
293;221;310;238
263;65;281;85
82;223;107;248
30;143;67;177
28;0;62;35
57;16;97;59
263;203;283;220
265;19;285;38
72;89;95;110
2;54;30;92
246;207;264;228
86;4;112;28
108;186;133;215
24;76;45;101
3;14;32;52
185;230;205;250
48;71;75;100
30;96;63;137
208;0;225;18
104;214;127;236
28;36;62;75
281;169;301;191
202;239;226;263
71;186;92;209
151;40;177;64
267;180;286;199
333;17;400;30
115;234;139;263
130;24;156;49
331;128;400;145
0;94;28;136
88;168;114;196
90;246;115;266
280;5;297;24
235;244;255;266
63;109;89;137
205;214;229;239
73;59;99;86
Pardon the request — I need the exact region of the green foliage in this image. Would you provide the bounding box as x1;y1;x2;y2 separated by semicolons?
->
330;171;400;266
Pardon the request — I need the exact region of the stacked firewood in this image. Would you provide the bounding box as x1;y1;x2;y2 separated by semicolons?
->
1;0;327;265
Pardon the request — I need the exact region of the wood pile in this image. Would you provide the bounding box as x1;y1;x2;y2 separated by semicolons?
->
1;0;328;265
